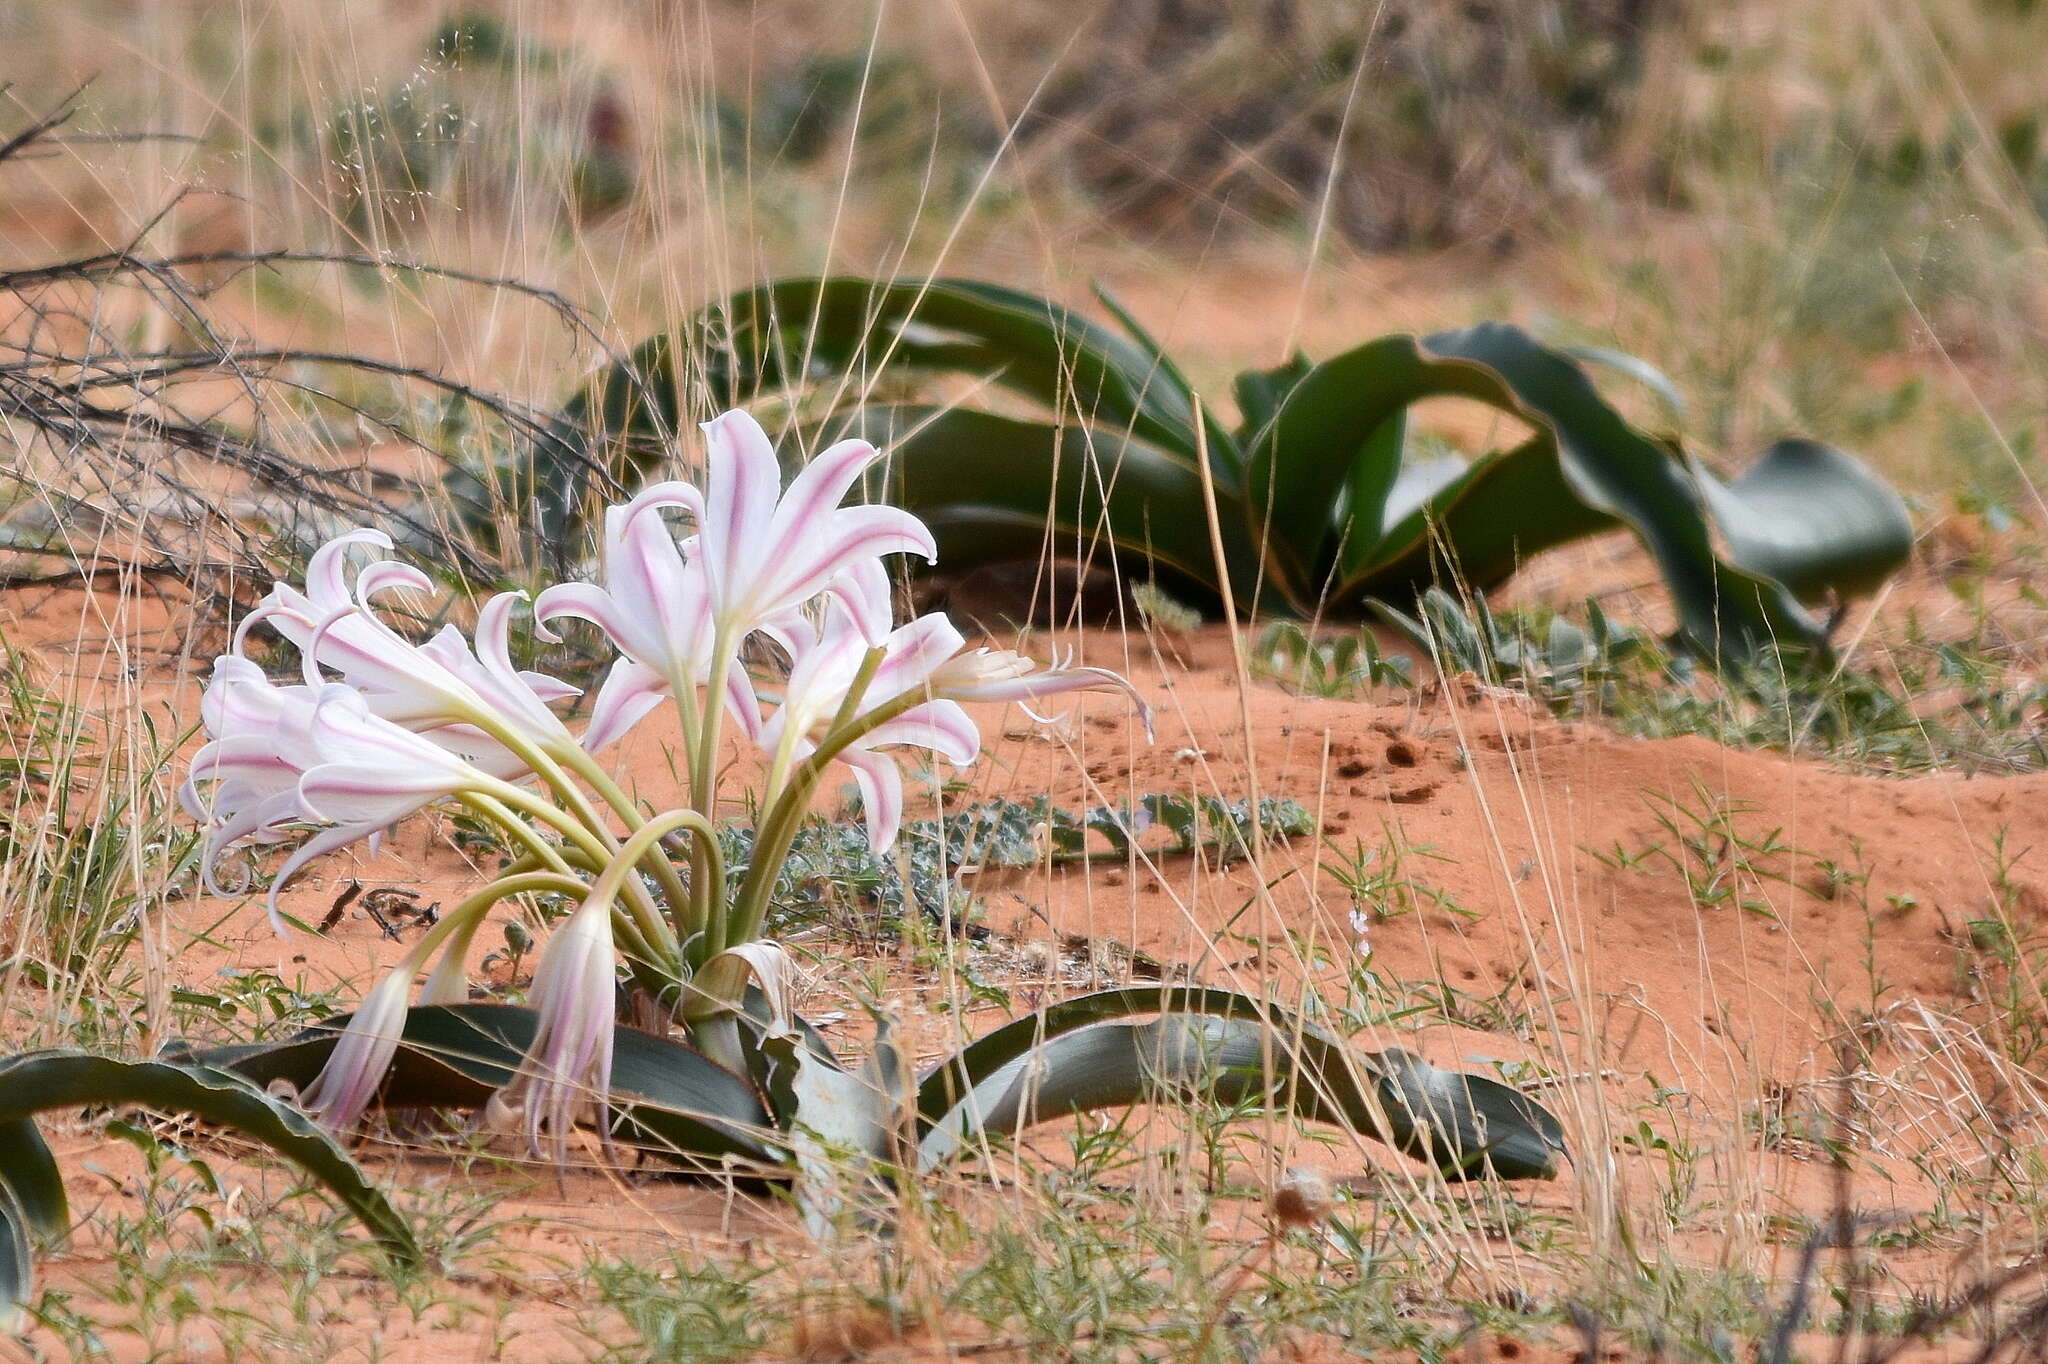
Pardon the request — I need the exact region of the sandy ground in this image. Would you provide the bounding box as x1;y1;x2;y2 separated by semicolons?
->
7;585;2046;1359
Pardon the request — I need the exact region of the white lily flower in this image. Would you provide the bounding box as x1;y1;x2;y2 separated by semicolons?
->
532;481;757;750
297;962;415;1131
688;409;936;636
238;528;577;766
493;893;619;1162
183;668;509;932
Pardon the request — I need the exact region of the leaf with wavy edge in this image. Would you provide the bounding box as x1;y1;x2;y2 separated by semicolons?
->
187;1003;783;1172
816;405;1291;612
568;282;1908;661
916;987;1564;1181
0;1051;419;1325
1249;324;1910;654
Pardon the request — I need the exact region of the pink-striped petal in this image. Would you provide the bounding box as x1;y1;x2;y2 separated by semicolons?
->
581;657;671;753
862;699;981;767
758;436;886;569
763;504;937;613
841;747;906;853
699;410;784;607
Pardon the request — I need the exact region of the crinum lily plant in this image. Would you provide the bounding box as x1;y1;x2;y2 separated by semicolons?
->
184;411;1141;1150
181;410;1566;1198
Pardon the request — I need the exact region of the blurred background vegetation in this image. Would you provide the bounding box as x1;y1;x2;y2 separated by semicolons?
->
3;0;2046;627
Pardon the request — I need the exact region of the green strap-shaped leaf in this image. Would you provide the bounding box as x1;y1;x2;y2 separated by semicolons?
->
1246;324;1911;655
1692;437;1913;603
0;1120;65;1240
819;405;1295;612
565;277;1206;489
1232;351;1315;447
1334;435;1620;607
918;1012;1563;1181
1090;281;1241;478
917;985;1283;1126
1563;344;1689;426
916;987;1564;1181
0;1178;28;1334
0;1053;419;1271
190;1004;783;1172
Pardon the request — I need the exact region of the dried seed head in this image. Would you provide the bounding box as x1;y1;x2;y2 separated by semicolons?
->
1021;938;1058;977
1271;1166;1335;1229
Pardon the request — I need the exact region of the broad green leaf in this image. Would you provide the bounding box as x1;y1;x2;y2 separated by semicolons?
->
0;1179;27;1335
916;987;1564;1181
1691;438;1912;603
0;1053;418;1269
0;1120;64;1240
1331;410;1408;571
564;277;1206;503
759;1016;908;1237
817;405;1297;612
1231;351;1315;444
560;277;1910;661
1091;281;1241;477
1563;344;1689;426
917;985;1278;1126
1250;324;1909;655
1339;436;1617;608
192;1004;782;1172
919;1011;1563;1180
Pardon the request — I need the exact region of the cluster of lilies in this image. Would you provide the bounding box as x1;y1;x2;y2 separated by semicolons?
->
182;411;1144;1156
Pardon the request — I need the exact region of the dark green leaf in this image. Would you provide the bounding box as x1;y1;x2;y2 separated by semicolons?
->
192;1004;783;1172
919;1009;1563;1180
0;1053;418;1269
1563;344;1689;425
916;987;1564;1181
1232;351;1315;444
817;405;1295;612
1251;324;1908;655
0;1120;65;1240
1692;438;1913;603
562;277;1209;516
1091;281;1240;477
0;1178;28;1334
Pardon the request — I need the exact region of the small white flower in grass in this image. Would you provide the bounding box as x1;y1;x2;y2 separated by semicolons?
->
1349;907;1373;959
494;893;619;1163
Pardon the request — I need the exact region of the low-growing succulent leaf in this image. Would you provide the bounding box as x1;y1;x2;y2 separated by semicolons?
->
562;276;1212;507
1562;344;1688;425
0;1179;28;1334
756;1013;911;1235
192;1003;783;1171
916;987;1564;1180
815;404;1280;612
0;1121;65;1242
567;277;1911;664
1691;438;1913;604
1251;324;1910;654
0;1051;420;1321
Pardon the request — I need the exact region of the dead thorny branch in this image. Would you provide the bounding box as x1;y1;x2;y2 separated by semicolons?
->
0;95;638;627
